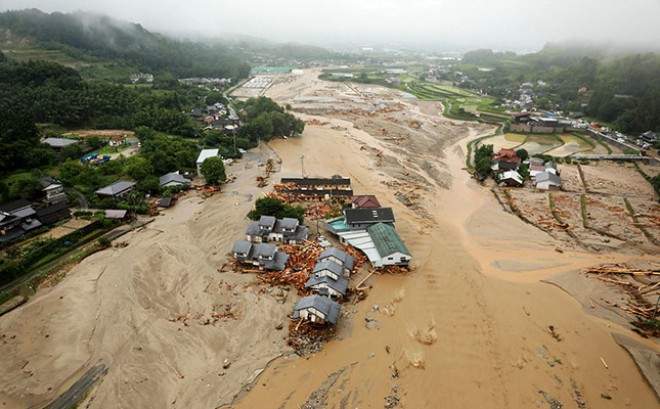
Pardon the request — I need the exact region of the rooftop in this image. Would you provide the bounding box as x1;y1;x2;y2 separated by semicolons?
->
344;207;395;225
352;195;381;209
196;149;220;164
293;295;341;324
42;137;78;148
159;172;191;187
367;223;411;257
95;181;136;196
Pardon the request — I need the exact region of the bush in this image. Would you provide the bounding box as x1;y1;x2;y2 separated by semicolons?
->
98;237;111;248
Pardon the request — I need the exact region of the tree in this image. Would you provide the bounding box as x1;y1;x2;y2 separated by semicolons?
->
248;197;305;223
8;173;41;200
518;163;530;180
124;156;153;181
516;149;529;161
474;144;494;177
87;136;105;150
200;157;226;185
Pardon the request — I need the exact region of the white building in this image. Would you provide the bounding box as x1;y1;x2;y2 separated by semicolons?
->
196;149;220;176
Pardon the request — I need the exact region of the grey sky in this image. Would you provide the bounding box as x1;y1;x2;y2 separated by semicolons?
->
2;0;660;51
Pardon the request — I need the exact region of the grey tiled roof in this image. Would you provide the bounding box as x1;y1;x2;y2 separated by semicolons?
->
319;247;354;270
159;172;190;187
293;295;341;324
305;275;348;296
313;260;344;276
95;181;136;196
233;240;253;255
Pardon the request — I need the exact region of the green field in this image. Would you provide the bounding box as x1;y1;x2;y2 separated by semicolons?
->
402;80;507;121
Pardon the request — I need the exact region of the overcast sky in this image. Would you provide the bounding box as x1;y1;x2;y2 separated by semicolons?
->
2;0;660;51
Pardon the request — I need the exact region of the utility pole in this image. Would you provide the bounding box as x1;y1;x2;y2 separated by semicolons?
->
300;154;305;178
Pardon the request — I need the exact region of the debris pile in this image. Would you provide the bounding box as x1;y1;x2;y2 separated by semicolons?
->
584;263;660;336
287;320;336;356
257;241;324;293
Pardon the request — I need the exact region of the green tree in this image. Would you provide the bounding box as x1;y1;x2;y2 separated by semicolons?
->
8;173;41;200
248;197;305;223
124;156;153;181
516;149;529;161
200;157;226;185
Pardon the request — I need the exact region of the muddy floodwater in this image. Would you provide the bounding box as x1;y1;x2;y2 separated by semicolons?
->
0;70;658;409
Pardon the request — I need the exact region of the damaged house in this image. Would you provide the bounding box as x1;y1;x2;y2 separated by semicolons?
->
292;295;341;325
232;240;289;271
245;215;309;245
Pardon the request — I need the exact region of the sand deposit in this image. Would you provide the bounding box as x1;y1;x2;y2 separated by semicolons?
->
1;69;658;409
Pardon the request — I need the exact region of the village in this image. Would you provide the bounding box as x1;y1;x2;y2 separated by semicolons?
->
1;67;658;409
228;175;412;341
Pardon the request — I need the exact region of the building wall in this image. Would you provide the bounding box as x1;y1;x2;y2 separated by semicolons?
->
381;252;411;266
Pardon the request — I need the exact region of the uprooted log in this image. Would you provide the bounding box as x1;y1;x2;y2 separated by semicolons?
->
583;263;660;335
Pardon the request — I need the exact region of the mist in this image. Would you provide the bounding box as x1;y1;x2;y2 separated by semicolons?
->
2;0;660;52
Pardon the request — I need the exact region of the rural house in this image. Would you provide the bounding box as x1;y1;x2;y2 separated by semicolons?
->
232;240;289;271
312;260;346;280
497;170;524;187
159;172;191;188
39;177;67;205
304;275;349;299
245;216;309;244
318;247;355;275
367;223;412;267
95;181;136;198
0;200;42;243
344;207;395;230
292;295;341;325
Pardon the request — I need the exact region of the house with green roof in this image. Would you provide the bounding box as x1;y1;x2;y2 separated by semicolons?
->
367;223;412;267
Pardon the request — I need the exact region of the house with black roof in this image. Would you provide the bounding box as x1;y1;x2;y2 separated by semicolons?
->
0;200;42;244
343;207;395;230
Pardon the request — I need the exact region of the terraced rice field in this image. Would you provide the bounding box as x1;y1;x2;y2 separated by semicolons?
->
476;133;526;151
545;134;594;156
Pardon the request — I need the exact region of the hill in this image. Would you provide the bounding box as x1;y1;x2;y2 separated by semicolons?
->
459;45;660;133
0;9;250;80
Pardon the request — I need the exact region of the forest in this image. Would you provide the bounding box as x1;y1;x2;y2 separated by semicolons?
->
0;9;251;79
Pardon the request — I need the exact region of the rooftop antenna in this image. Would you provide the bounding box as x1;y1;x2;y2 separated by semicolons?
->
300;154;305;178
